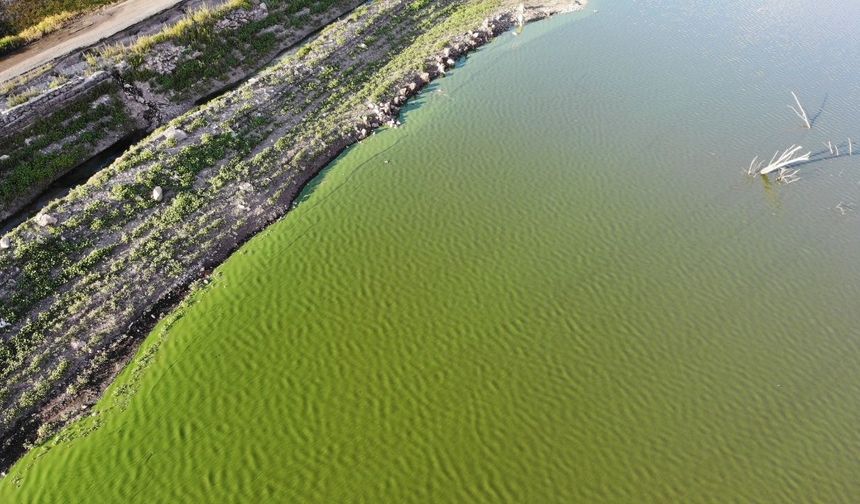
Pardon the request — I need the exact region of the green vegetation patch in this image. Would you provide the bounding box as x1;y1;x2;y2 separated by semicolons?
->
95;0;356;99
0;82;133;209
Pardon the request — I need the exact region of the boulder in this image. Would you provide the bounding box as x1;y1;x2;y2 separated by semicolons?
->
0;155;9;162
239;182;253;192
36;213;58;227
115;61;131;74
90;95;112;109
163;128;188;142
152;186;163;202
0;236;10;249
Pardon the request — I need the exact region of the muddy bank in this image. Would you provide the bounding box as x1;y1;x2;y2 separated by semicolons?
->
0;0;586;474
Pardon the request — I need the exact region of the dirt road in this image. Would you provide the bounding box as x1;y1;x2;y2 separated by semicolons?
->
0;0;186;83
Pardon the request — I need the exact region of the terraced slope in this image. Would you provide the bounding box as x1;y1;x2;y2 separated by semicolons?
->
0;0;363;223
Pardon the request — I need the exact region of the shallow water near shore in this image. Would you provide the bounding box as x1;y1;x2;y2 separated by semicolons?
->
4;0;860;501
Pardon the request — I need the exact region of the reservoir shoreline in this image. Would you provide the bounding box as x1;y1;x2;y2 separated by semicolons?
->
0;0;587;475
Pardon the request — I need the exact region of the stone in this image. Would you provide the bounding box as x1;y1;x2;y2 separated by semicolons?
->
152;186;163;202
408;82;417;91
239;182;253;192
420;72;431;82
0;155;9;162
115;61;131;74
0;236;10;249
163;128;188;142
36;213;58;227
91;95;112;109
446;58;456;67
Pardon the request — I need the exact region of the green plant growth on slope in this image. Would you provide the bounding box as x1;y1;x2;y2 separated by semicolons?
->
93;0;357;100
0;82;132;208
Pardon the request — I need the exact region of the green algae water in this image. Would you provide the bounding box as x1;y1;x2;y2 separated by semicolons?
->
5;0;860;501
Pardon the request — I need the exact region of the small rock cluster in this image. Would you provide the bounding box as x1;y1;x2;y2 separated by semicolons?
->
352;14;508;142
215;2;268;32
141;44;186;76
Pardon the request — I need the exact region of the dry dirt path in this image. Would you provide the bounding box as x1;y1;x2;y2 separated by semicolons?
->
0;0;189;83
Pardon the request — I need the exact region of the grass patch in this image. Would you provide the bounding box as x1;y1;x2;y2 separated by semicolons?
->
0;11;77;56
6;88;41;108
91;0;354;98
0;0;138;56
0;82;132;206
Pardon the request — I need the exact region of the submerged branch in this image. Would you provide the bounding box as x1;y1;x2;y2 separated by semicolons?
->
758;145;811;175
788;91;811;129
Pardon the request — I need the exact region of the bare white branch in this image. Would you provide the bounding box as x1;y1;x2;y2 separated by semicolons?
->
777;166;800;184
788;91;811;129
755;144;811;176
748;155;759;176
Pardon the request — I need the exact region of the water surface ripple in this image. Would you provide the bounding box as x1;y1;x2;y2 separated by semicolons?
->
3;0;860;501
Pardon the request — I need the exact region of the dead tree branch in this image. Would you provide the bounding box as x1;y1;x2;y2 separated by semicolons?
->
788;91;811;129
